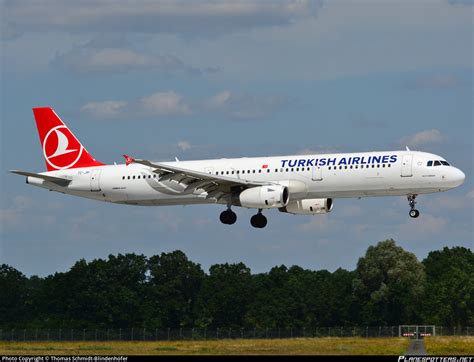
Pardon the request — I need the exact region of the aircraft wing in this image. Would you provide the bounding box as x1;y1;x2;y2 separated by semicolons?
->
10;170;71;186
133;158;270;201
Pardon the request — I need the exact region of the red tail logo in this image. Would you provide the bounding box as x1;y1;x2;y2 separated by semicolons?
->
33;107;105;171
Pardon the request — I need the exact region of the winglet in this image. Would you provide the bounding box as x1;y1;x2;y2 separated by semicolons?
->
123;154;135;166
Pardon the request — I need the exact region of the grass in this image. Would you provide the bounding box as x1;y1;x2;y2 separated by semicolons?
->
0;337;410;355
423;336;474;355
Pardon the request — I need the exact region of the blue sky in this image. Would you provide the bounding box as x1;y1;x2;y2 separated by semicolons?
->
1;0;472;277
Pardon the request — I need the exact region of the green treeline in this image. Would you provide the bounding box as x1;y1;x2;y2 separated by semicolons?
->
1;240;472;328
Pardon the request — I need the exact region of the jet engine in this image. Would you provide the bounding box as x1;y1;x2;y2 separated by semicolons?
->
279;198;333;215
239;185;289;209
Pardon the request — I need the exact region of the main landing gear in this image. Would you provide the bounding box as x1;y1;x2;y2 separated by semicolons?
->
220;208;237;225
250;209;267;229
219;208;268;228
407;194;420;218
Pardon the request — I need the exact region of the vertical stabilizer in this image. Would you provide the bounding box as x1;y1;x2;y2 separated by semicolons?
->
32;107;105;171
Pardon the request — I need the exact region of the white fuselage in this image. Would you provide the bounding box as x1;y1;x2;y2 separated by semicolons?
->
26;150;465;207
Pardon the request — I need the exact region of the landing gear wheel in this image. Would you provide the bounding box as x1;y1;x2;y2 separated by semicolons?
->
409;209;420;218
407;195;420;218
250;212;267;228
220;209;237;225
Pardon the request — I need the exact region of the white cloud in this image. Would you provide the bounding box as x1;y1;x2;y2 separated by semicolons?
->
141;91;192;116
81;101;128;119
398;213;448;237
405;75;463;90
204;90;287;119
80;90;287;120
425;194;470;211
447;0;473;6
51;39;216;75
0;195;57;229
297;146;341;155
399;129;444;147
299;214;339;232
177;141;192;151
53;48;181;73
1;22;23;41
4;0;323;37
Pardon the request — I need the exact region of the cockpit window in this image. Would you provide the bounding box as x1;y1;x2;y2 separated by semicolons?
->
427;161;433;166
441;161;450;166
434;160;441;166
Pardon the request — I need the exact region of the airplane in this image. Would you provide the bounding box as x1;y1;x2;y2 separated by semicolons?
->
10;107;466;228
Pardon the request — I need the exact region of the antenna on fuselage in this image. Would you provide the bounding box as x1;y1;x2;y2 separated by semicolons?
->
406;146;411;151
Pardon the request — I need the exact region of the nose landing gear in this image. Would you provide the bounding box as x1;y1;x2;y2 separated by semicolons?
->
407;194;420;218
250;209;267;228
220;208;237;225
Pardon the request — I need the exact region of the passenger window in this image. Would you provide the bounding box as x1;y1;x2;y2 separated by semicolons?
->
275;169;278;172
328;166;331;170
434;161;441;166
267;169;270;173
345;166;348;169
133;176;136;179
377;164;380;168
388;164;391;168
253;170;255;173
355;165;358;169
122;176;125;180
286;168;289;172
259;170;262;173
382;164;385;168
339;166;342;170
128;176;130;179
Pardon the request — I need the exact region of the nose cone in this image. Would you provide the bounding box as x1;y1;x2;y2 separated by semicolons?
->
451;168;465;188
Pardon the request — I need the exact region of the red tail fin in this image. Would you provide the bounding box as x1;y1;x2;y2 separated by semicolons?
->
33;107;105;171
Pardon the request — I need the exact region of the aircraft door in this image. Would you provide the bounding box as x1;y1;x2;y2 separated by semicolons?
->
401;155;413;177
312;165;323;181
90;169;101;191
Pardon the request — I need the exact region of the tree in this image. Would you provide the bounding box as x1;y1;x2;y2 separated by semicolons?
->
421;247;474;326
30;253;149;328
148;250;205;327
244;265;295;328
0;264;28;327
196;262;252;328
352;239;425;325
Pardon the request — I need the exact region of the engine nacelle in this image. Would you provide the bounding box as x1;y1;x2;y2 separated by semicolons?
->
239;185;289;209
279;198;333;215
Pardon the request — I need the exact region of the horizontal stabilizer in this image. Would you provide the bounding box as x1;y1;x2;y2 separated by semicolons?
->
9;170;71;186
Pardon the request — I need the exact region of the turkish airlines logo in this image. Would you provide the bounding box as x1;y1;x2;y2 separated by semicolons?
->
43;126;83;170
